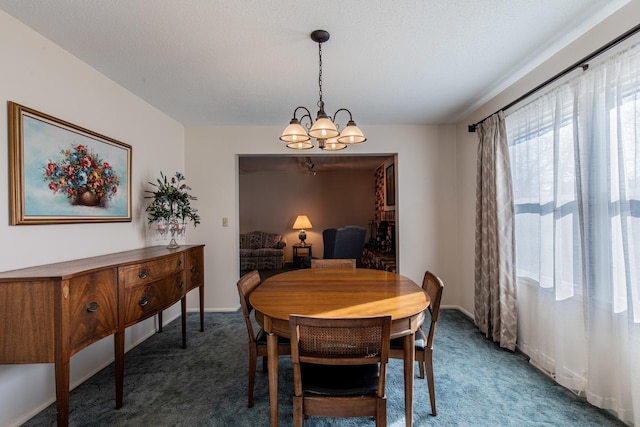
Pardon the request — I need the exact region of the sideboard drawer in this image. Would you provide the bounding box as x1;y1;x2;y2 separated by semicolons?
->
119;254;184;288
69;269;118;354
186;246;204;291
121;272;185;326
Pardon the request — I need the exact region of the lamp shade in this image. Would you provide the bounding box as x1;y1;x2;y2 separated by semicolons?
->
286;140;314;150
293;215;312;230
308;117;339;139
280;120;311;143
337;122;367;144
320;137;347;151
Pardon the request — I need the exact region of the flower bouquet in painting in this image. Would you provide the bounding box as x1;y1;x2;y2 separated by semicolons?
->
145;172;200;248
43;144;120;207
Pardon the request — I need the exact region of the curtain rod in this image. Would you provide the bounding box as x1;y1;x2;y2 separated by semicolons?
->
468;22;640;133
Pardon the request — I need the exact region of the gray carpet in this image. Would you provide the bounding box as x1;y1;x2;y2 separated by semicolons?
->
23;309;624;426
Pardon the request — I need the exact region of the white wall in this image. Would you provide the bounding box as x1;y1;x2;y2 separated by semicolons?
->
239;168;377;261
453;0;640;316
0;11;186;426
185;124;459;313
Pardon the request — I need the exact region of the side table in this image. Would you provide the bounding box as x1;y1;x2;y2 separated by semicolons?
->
292;244;312;268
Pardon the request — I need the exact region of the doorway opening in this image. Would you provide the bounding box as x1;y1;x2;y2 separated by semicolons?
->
238;154;397;274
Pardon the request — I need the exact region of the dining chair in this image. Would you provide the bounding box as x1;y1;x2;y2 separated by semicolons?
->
310;258;356;269
389;270;444;416
236;270;291;408
289;314;392;427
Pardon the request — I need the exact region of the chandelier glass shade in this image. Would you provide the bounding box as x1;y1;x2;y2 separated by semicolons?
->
280;30;366;151
320;137;347;151
308;116;339;139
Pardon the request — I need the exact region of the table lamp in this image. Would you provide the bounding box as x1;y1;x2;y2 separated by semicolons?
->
293;215;312;245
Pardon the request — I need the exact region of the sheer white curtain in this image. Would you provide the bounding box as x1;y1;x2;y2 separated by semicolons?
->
506;42;640;425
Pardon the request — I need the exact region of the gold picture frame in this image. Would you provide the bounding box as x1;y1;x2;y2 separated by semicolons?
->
8;102;132;225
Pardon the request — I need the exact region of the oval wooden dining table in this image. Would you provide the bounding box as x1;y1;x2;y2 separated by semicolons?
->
250;268;429;427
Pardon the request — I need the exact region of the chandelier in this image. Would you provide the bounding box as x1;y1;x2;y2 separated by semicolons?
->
279;30;366;151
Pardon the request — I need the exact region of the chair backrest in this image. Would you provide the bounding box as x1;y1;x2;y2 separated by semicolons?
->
422;271;444;349
289;315;392;397
310;258;356;269
322;226;367;267
237;270;262;342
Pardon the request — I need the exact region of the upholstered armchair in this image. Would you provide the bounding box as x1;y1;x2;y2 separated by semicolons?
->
322;225;367;267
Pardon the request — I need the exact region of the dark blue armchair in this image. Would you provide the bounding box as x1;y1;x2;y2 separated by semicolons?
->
322;226;367;267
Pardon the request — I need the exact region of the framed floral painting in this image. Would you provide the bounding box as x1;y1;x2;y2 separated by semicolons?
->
8;102;132;225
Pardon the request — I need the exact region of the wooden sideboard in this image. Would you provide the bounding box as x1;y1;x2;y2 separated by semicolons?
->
0;244;205;426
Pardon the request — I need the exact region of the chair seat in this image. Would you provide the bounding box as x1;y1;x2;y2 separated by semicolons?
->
301;363;379;396
390;335;425;350
256;328;290;345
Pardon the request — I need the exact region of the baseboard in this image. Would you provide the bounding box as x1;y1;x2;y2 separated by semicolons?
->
186;307;240;313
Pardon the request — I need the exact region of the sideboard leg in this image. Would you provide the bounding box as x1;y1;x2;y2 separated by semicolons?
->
54;357;70;426
199;284;205;332
54;280;71;427
114;331;125;409
181;297;187;349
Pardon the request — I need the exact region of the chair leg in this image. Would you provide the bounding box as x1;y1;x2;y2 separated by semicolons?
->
417;350;426;379
248;346;257;408
375;398;387;427
293;396;303;427
425;349;436;416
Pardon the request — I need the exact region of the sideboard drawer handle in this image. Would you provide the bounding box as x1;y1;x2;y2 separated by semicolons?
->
178;281;184;289
138;296;149;307
178;260;183;267
86;302;99;312
190;265;197;273
138;270;148;280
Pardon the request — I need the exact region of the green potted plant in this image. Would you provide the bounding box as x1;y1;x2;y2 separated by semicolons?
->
145;171;200;248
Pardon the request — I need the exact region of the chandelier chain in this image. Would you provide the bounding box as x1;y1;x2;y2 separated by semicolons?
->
317;42;323;109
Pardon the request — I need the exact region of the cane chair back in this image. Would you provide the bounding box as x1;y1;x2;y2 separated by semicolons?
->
289;314;392;427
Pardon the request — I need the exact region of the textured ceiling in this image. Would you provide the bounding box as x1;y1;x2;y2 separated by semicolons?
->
0;0;629;128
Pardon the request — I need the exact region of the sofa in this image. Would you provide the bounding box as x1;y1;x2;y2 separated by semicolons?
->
240;231;287;270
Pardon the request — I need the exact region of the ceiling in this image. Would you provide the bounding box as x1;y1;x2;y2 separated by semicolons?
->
0;0;629;129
